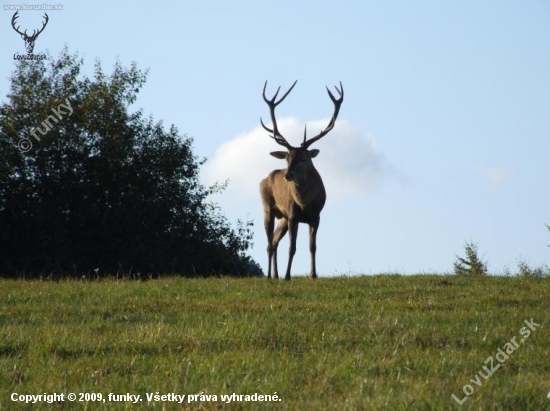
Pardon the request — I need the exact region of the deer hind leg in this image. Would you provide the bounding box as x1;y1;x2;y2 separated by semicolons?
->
284;218;299;281
272;218;288;280
309;217;320;279
264;212;275;279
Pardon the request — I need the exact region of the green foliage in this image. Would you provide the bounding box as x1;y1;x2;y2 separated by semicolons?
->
0;48;258;277
454;242;488;276
514;261;549;278
504;225;550;277
0;275;548;410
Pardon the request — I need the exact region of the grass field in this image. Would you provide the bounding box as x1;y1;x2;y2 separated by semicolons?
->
0;274;548;410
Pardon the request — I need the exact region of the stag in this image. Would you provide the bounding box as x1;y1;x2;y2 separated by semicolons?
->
11;11;49;54
260;80;344;280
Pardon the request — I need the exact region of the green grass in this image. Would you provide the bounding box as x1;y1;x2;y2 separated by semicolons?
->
0;275;548;410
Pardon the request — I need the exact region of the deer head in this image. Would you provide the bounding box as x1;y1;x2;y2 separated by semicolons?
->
260;80;344;182
11;11;49;54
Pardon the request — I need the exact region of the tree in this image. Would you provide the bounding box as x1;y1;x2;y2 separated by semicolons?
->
0;48;259;278
453;242;488;276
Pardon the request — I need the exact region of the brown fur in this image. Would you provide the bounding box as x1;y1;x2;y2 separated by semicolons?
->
260;148;326;280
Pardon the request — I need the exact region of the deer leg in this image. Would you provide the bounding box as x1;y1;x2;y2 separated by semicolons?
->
272;218;288;280
264;213;275;279
284;219;299;281
309;217;320;279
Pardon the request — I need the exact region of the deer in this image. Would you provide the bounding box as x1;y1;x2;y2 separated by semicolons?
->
259;80;344;280
11;11;49;54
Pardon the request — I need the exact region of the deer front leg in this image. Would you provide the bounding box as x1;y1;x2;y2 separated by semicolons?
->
264;213;275;279
309;217;320;279
272;218;288;280
284;218;299;281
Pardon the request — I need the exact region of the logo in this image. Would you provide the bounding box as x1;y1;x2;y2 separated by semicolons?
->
11;11;49;59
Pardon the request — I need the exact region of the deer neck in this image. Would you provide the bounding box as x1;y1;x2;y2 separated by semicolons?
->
289;165;323;207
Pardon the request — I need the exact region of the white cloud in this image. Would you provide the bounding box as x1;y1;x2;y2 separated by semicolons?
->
203;118;391;204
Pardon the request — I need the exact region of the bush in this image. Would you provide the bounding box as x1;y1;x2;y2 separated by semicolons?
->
506;260;549;278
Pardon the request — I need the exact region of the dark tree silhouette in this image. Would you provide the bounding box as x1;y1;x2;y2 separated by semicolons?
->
0;48;259;278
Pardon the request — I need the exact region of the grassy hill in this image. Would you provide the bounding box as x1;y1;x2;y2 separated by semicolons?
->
0;275;548;410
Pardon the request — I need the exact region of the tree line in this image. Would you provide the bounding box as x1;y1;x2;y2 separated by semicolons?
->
0;48;261;278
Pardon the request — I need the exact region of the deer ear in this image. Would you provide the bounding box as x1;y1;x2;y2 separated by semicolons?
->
309;149;320;158
270;151;287;159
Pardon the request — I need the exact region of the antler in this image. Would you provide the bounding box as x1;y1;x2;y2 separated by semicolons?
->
301;82;344;149
11;11;25;37
31;13;49;40
260;80;297;150
11;11;49;40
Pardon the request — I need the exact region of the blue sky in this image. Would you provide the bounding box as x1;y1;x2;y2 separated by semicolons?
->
1;1;549;275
